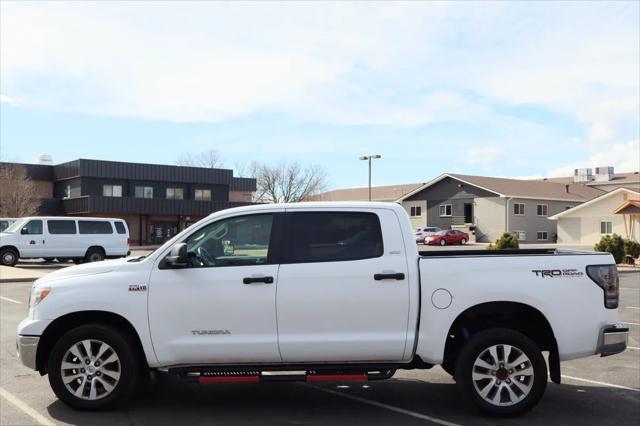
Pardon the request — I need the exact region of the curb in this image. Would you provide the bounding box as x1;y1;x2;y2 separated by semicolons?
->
0;278;36;283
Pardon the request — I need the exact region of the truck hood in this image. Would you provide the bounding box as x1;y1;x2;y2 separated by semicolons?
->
36;258;128;283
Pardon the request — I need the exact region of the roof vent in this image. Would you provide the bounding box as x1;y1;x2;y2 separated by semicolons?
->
573;168;593;183
36;154;53;165
594;166;614;182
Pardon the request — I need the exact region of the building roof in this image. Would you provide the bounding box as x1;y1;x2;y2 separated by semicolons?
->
537;171;640;186
313;183;424;202
613;199;640;215
549;188;640;219
397;173;605;202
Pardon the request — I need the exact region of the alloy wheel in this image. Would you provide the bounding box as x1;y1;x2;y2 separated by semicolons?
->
471;344;534;407
60;339;121;400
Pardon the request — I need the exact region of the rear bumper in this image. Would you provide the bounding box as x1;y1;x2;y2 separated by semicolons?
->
16;335;39;370
598;324;628;357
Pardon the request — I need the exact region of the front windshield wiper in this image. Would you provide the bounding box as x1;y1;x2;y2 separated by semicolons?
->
127;255;147;262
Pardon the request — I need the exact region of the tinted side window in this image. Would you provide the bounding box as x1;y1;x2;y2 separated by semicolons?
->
48;220;77;234
23;220;43;235
289;212;383;263
79;221;113;234
114;222;127;234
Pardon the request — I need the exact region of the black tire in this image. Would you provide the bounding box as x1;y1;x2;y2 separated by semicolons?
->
84;248;105;263
57;258;70;263
48;324;140;410
454;328;547;417
0;247;19;267
73;258;83;265
43;257;56;263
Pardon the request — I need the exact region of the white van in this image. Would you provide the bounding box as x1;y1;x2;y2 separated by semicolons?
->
0;217;130;266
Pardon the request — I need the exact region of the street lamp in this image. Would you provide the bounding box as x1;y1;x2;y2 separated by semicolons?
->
359;155;382;201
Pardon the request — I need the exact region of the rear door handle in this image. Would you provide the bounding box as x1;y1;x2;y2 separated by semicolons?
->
243;276;274;284
374;273;405;281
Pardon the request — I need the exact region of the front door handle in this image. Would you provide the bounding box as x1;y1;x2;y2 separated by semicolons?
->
374;273;405;281
243;276;274;285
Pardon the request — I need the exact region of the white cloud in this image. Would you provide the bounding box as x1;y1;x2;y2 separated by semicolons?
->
466;146;506;169
547;140;640;177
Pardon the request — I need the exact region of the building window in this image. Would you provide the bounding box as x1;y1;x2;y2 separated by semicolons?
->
514;203;525;216
135;186;153;199
515;230;526;241
195;189;212;201
600;221;613;234
103;184;122;197
410;206;422;217
536;204;548;216
166;187;184;200
537;231;548;241
439;204;452;217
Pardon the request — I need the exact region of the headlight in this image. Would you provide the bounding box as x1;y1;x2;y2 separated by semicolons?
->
30;287;51;307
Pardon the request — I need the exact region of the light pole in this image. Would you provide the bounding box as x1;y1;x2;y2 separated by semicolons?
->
359;155;382;201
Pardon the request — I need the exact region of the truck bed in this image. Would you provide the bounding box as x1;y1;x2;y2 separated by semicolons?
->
418;248;601;257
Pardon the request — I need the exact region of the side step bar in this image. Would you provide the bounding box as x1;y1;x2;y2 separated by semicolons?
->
175;370;395;383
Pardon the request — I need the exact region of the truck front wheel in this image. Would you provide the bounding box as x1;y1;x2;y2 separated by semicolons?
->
48;324;140;410
454;328;547;417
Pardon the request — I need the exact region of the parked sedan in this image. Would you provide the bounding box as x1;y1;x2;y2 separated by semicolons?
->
424;229;469;246
415;227;441;243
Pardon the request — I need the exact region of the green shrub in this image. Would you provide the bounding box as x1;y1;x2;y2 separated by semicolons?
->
488;233;519;250
624;239;640;259
594;234;625;264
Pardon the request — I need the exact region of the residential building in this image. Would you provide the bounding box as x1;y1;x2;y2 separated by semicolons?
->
549;188;640;245
0;159;256;245
313;183;423;202
396;174;604;243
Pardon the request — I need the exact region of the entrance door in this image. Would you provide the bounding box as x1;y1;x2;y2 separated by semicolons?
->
464;203;473;224
276;209;410;363
148;213;282;366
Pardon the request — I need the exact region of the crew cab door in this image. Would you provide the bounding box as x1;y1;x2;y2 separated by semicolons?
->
148;213;283;366
276;209;411;362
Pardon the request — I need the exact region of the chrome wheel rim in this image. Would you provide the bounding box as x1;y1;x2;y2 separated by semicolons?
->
472;344;534;407
61;339;121;400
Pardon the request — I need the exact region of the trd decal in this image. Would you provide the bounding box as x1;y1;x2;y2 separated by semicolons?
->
128;284;147;292
532;269;584;278
191;330;231;335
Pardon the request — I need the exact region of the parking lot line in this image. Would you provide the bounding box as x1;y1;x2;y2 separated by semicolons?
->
0;296;22;304
628;346;639;350
624;306;640;310
561;375;640;392
620;322;640;326
0;386;55;426
305;384;460;426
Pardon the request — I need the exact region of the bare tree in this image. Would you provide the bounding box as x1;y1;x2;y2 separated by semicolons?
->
0;164;41;217
253;161;327;203
175;149;224;168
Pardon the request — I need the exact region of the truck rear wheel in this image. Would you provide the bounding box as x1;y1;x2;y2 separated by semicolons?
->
48;324;140;410
454;328;547;417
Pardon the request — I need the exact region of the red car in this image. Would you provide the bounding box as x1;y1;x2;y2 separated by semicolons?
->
424;229;469;246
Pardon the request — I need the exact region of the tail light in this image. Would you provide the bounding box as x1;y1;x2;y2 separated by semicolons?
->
586;265;619;309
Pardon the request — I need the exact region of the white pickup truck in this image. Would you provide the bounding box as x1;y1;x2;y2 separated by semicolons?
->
17;202;628;416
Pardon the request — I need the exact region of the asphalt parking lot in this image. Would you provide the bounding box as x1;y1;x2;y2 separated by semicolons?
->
0;270;638;425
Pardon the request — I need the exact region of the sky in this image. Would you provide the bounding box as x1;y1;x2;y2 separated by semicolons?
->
1;1;639;190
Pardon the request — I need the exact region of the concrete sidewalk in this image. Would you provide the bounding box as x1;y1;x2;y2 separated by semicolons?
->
0;266;48;283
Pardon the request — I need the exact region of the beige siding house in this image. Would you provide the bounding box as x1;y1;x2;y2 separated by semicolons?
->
549;188;640;245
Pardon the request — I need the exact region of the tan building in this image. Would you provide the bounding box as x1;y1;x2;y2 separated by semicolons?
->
549;188;640;245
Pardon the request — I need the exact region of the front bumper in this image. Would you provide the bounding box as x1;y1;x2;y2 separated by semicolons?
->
16;335;39;370
598;324;628;357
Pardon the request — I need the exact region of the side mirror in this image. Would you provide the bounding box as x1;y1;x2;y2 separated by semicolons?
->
21;228;28;235
165;243;188;267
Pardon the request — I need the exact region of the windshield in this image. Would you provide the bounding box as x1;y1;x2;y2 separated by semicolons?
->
3;219;27;233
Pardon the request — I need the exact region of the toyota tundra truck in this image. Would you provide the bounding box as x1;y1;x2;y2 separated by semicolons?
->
16;202;628;416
